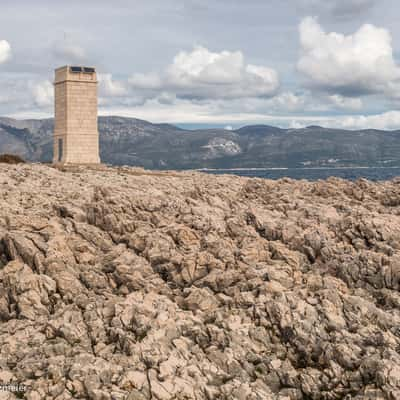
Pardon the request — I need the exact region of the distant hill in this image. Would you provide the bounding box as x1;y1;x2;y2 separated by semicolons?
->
1;116;400;169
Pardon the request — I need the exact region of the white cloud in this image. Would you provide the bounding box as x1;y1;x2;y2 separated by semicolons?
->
98;95;332;126
288;120;306;129
0;74;55;117
335;111;400;130
129;72;162;89
328;94;362;110
157;92;177;105
0;40;11;64
53;39;86;62
96;89;369;128
167;46;244;85
32;80;53;107
298;17;400;96
269;92;306;111
129;46;279;100
241;91;359;114
286;111;400;131
98;74;128;97
265;91;363;113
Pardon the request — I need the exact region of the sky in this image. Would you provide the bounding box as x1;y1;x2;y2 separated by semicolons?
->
2;0;400;129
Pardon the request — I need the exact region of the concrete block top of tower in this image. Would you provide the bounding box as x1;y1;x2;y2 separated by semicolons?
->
54;65;97;85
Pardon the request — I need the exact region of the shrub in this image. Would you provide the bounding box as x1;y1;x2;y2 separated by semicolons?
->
0;154;26;164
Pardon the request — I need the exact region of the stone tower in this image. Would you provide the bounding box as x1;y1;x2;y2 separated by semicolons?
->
53;66;100;164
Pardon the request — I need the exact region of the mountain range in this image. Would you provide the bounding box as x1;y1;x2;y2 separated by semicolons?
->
1;116;400;169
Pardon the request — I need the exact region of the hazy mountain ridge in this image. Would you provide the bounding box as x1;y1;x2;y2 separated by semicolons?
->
1;116;400;169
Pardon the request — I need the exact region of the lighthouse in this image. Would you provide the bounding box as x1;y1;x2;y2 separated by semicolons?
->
53;65;100;164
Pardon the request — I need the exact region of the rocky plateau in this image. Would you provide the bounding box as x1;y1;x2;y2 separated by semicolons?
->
0;164;400;399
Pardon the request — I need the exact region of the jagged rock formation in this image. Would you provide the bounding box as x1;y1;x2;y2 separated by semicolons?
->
0;164;399;400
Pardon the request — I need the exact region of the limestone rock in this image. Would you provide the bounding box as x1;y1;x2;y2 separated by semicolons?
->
0;164;399;399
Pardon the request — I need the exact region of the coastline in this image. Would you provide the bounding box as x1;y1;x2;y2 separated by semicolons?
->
198;165;400;171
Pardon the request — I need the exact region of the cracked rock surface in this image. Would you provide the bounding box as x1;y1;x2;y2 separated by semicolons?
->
0;164;400;400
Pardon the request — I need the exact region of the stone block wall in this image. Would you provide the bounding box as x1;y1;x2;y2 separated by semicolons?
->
53;66;100;164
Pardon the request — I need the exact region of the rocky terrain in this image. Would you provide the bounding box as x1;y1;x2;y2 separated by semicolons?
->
2;116;400;169
0;164;400;399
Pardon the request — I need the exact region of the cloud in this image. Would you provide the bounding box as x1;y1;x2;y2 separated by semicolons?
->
97;94;331;127
286;110;400;131
288;120;306;129
129;73;162;89
330;0;376;16
52;39;86;62
128;46;279;100
328;95;363;110
167;47;244;85
97;87;369;128
0;74;55;117
269;92;306;111
299;0;377;17
98;74;146;108
298;17;400;97
0;40;11;64
32;80;53;107
335;110;400;130
98;74;128;97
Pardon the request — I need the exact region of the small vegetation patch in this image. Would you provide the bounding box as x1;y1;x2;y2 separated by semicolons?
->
0;154;26;164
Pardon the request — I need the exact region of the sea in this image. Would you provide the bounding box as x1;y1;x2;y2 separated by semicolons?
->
203;167;400;181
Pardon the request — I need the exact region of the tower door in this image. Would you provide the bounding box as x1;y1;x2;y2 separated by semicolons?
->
58;138;63;162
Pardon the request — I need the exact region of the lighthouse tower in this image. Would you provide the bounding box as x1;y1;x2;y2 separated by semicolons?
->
53;65;100;164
